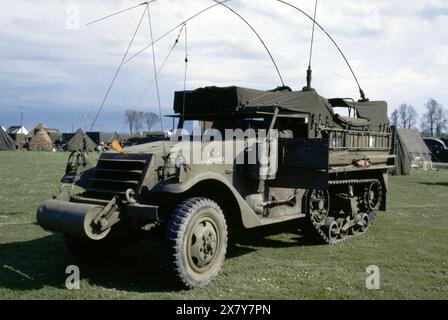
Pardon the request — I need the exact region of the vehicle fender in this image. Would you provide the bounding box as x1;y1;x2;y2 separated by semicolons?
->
155;172;263;229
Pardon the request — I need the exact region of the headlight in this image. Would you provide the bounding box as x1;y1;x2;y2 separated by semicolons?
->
175;154;186;169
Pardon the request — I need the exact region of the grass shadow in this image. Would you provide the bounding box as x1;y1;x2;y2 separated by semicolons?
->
0;235;180;293
0;212;30;217
231;221;324;249
0;223;320;293
419;182;448;187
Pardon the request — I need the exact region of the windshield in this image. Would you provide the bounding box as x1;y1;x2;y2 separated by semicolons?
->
178;117;272;136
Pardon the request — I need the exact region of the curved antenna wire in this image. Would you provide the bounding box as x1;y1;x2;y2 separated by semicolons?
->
126;0;285;86
275;0;367;100
124;0;233;65
125;0;366;99
133;25;185;110
90;6;148;131
211;0;285;87
91;0;368;128
86;1;155;26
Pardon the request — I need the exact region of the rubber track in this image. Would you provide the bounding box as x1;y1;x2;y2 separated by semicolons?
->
306;179;381;245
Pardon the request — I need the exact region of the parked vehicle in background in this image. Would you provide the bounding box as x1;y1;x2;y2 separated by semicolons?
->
423;137;448;163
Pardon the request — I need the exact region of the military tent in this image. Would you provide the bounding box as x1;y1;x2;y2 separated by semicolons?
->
29;129;54;152
66;129;97;152
8;126;29;135
394;129;432;175
0;127;16;151
86;132;119;145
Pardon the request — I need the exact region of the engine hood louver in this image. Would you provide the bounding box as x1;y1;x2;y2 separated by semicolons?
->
85;153;152;199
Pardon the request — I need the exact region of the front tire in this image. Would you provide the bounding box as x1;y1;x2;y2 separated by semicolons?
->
165;198;228;288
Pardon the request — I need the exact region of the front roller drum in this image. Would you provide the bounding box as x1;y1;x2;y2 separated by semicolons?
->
323;218;339;242
37;200;111;240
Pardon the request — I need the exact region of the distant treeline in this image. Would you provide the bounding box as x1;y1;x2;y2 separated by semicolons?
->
390;98;447;138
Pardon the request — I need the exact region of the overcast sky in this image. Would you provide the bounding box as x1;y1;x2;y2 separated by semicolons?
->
0;0;447;133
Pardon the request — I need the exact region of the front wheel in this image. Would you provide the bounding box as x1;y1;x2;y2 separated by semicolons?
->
165;198;228;288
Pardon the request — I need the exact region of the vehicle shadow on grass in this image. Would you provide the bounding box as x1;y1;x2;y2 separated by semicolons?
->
231;221;322;250
0;227;314;294
419;182;448;187
0;234;188;293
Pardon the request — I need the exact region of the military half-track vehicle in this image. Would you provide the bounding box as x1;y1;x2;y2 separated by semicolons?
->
37;86;394;288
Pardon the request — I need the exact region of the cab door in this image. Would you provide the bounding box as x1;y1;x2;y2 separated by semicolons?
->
273;138;329;190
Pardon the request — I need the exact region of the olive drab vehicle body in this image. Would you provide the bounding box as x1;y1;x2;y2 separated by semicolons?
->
37;85;394;288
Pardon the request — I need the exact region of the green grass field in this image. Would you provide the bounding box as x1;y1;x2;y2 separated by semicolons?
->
0;151;447;300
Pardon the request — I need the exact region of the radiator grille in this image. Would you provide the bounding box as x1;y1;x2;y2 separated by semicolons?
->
85;154;151;199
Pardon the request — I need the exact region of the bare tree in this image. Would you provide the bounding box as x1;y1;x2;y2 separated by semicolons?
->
125;110;144;135
135;112;144;133
390;109;399;128
398;104;408;128
391;104;417;129
144;112;161;132
407;105;417;129
435;105;447;137
125;110;136;135
421;99;439;137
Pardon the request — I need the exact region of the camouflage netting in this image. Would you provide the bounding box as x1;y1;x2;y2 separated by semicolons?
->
29;129;54;152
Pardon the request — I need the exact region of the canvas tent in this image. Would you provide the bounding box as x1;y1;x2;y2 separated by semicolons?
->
8;126;29;135
29;129;54;152
66;129;97;152
394;129;432;175
86;132;119;145
0;127;16;151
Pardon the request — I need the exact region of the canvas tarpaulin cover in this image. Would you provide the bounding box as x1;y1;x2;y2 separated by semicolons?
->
355;101;389;131
174;86;333;116
328;98;389;131
0;127;16;151
395;129;432;175
174;86;388;128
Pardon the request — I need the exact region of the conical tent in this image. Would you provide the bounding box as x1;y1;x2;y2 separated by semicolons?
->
29;129;53;152
394;129;432;175
0;127;16;151
66;129;97;152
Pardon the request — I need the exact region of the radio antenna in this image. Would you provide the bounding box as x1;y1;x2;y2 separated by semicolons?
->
276;0;368;101
211;0;285;87
303;0;318;91
86;1;155;26
146;4;167;155
90;6;148;131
